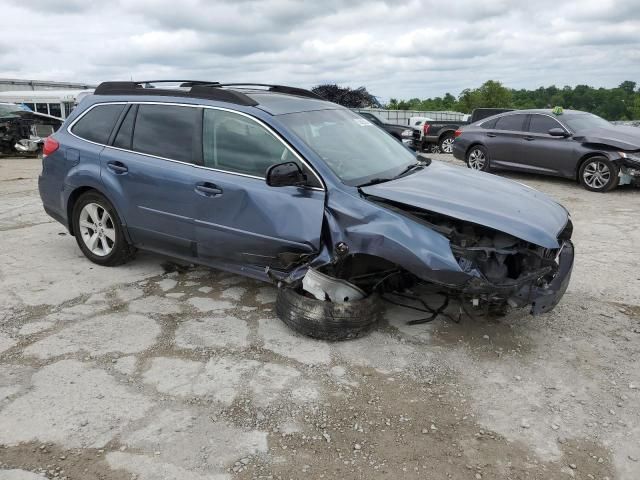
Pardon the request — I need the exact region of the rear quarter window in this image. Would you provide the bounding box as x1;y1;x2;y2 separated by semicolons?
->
71;104;125;144
480;118;498;129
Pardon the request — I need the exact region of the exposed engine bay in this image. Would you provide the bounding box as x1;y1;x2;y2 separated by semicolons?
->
297;200;573;320
0;104;62;155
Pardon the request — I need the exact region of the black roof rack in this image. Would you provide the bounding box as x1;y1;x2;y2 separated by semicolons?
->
93;81;323;106
93;81;258;107
214;83;323;100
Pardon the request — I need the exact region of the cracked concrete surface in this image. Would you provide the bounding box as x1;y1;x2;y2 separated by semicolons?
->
1;156;639;479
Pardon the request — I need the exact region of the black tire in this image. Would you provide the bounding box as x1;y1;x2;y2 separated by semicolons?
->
276;288;382;341
438;133;455;154
427;143;440;154
578;156;619;192
72;190;135;266
466;145;490;172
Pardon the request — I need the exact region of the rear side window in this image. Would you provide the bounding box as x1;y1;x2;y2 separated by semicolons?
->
494;114;526;132
132;104;200;163
528;114;562;134
72;104;125;144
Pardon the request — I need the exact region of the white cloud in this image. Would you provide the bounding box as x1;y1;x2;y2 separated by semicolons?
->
1;0;638;101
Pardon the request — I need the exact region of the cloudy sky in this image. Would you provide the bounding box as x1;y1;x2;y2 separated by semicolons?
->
1;0;639;101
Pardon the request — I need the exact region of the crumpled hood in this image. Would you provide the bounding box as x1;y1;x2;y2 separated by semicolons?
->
361;161;569;249
573;126;640;151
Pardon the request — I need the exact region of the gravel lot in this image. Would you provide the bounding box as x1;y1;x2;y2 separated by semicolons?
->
0;153;638;480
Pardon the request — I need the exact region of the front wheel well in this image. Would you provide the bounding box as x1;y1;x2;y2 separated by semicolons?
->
575;153;609;182
321;253;414;294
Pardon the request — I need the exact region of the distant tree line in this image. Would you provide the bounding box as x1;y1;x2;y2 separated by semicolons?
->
386;80;640;120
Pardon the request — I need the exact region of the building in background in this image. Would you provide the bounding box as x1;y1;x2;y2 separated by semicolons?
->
0;78;95;92
0;79;96;119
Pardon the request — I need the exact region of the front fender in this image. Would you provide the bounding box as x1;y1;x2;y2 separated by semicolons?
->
322;190;467;286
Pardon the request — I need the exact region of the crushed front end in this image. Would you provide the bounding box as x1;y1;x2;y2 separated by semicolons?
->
408;208;574;315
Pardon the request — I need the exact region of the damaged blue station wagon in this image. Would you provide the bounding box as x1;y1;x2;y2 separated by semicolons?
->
39;81;574;339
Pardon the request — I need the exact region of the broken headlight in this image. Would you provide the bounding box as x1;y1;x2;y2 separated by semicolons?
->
619;151;640;163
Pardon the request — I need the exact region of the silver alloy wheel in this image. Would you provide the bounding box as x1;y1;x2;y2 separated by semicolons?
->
79;202;115;256
441;137;454;153
468;149;486;170
583;160;611;189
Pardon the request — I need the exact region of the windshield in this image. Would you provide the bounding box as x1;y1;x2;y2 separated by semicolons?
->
279;109;417;186
562;113;611;131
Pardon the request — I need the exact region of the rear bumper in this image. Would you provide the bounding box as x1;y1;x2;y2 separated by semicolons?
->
38;174;68;228
452;142;465;161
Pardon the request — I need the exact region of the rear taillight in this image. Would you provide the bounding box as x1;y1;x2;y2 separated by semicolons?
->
423;123;430;135
454;129;462;137
43;136;59;157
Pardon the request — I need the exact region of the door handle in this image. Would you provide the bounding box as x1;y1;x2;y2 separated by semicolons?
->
107;161;128;174
195;183;223;197
524;136;535;141
487;133;497;137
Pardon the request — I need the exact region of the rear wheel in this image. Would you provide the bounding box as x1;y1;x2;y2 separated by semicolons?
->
579;157;619;192
438;133;455;154
72;191;135;266
276;287;381;341
466;145;490;172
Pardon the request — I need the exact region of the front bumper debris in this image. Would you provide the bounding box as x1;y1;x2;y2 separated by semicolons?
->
528;240;574;314
457;240;574;315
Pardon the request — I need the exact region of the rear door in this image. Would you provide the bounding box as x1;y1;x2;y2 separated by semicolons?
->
522;114;575;175
100;103;201;257
193;108;325;272
485;113;529;168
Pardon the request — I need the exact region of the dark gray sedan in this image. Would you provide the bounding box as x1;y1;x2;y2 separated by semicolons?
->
452;109;640;192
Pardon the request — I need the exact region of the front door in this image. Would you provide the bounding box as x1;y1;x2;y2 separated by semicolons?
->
521;114;575;176
193;108;325;272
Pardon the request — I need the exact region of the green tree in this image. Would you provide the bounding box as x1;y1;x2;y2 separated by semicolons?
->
384;79;640;120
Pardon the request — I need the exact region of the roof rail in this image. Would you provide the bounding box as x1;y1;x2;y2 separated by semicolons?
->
216;83;323;100
93;81;258;107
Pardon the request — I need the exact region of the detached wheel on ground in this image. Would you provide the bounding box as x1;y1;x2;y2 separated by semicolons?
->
276;287;382;341
578;156;619;192
72;190;135;266
438;133;455;154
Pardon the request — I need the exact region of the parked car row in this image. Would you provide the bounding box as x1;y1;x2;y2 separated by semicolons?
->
356;111;421;149
453;108;640;192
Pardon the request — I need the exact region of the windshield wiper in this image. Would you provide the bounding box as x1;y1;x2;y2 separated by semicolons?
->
357;160;429;188
393;161;427;179
357;177;393;187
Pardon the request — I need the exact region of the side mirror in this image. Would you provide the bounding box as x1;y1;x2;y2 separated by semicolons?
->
266;161;307;187
548;128;570;137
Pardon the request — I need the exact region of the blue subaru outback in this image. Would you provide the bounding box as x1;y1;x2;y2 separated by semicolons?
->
39;81;574;339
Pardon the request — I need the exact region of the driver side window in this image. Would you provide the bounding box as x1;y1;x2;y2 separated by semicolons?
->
203;109;289;178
